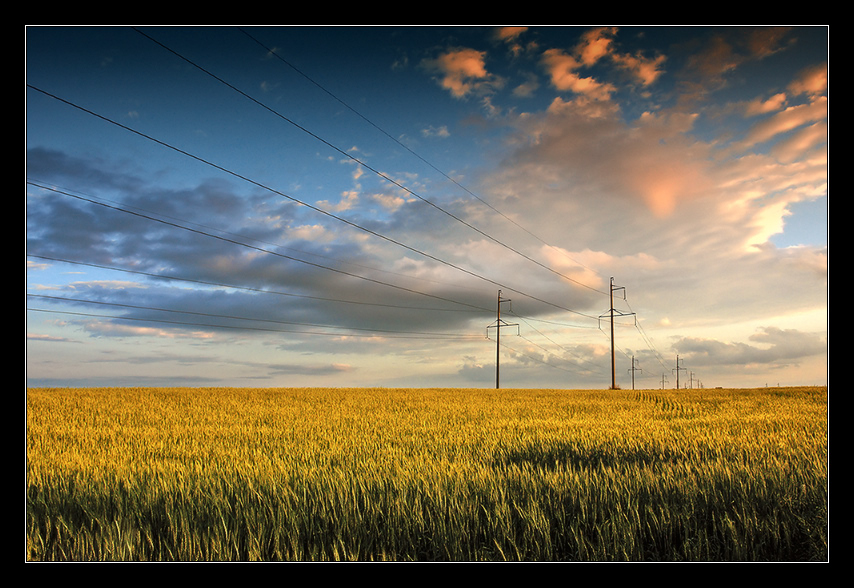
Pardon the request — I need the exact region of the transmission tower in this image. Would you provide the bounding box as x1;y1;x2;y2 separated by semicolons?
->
486;290;518;389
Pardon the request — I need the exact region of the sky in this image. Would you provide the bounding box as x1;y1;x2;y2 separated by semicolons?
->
26;26;828;390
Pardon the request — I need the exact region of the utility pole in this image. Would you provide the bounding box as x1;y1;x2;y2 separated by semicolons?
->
486;290;518;389
627;356;642;390
673;355;686;389
600;277;634;390
660;373;668;389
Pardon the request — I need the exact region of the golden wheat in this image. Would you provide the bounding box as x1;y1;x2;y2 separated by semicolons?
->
26;386;827;561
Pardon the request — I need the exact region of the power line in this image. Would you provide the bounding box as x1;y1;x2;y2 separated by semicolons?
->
26;29;674;385
25;86;597;320
623;296;669;372
27;252;617;384
26;254;490;315
494;337;584;377
131;28;609;300
27;294;481;339
27;180;491;313
508;310;603;371
27;306;480;341
237;26;608;297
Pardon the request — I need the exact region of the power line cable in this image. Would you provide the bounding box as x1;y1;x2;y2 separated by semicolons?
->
26;175;488;298
490;337;593;377
133;27;609;300
508;310;603;371
26;254;490;314
237;27;608;295
27;306;479;341
27;180;489;313
623;297;669;372
25;86;597;320
27;294;482;339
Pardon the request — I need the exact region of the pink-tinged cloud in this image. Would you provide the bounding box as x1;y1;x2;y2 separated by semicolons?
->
422;48;495;98
576;27;618;66
495;26;535;59
577;27;666;86
739;96;827;151
611;51;667;86
541;48;616;101
788;63;827;97
686;34;742;80
28;333;71;342
770;121;827;164
738;26;795;59
744;93;788;116
495;27;528;43
527;98;711;217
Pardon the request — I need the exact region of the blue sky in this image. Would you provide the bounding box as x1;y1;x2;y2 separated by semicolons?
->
26;26;828;389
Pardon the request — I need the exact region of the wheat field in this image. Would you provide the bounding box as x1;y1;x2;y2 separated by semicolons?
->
26;386;828;562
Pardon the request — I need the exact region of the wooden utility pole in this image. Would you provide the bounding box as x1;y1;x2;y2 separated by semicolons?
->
600;278;634;390
610;279;616;389
487;290;518;389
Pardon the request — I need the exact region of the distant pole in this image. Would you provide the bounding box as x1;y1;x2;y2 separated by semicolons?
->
673;355;686;389
630;355;633;390
628;356;642;390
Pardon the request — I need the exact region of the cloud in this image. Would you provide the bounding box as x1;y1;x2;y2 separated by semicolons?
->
317;189;359;212
493;95;712;218
770;121;827;164
539;27;665;98
81;319;219;340
737;96;827;152
26;146;498;349
494;27;528;44
611;51;667;86
743;92;788;117
674;326;825;369
576;27;619;67
421;48;503;99
27;27;827;388
421;124;450;138
512;73;540;98
540;48;616;101
67;280;148;291
268;362;355;376
674;27;799;105
788;63;828;97
494;26;537;59
27;333;73;342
